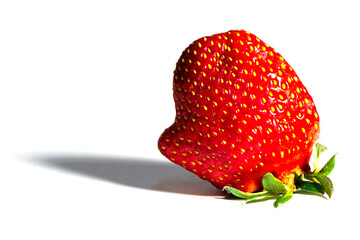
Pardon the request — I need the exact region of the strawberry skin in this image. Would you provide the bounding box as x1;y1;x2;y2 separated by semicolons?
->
158;30;320;193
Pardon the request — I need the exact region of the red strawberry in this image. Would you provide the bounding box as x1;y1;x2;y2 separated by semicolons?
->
158;30;321;194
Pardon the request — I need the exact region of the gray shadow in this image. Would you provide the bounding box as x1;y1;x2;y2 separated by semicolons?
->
23;153;223;196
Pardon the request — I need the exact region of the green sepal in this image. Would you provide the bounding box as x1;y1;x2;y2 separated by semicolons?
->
223;186;269;199
293;189;327;198
223;142;336;207
319;153;337;176
315;142;327;160
246;194;278;204
224;194;246;201
262;172;287;194
314;143;327;173
274;191;293;208
296;181;325;194
305;173;334;198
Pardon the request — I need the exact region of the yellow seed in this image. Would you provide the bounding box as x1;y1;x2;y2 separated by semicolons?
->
281;151;284;158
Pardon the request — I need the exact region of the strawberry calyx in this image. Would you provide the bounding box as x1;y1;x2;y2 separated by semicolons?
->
223;143;336;208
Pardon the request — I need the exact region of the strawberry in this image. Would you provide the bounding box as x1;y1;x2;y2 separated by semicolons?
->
158;30;335;206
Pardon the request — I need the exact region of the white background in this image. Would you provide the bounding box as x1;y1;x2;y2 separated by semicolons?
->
1;0;359;239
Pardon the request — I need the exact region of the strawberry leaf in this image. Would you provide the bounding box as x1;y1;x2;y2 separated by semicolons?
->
274;191;293;208
319;153;337;176
262;173;287;194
